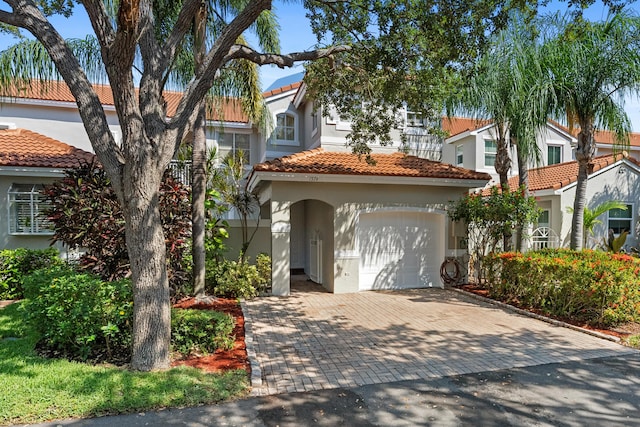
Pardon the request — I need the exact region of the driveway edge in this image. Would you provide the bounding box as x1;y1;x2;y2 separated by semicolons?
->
450;287;621;343
239;300;263;394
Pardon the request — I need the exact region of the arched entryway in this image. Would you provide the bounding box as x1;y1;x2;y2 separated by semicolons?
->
290;199;334;291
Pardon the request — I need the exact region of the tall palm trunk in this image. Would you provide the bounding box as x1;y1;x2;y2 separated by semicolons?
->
192;3;207;298
515;138;529;252
494;123;512;251
570;121;595;250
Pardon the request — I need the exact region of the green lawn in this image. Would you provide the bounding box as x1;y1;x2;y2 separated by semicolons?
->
0;302;249;425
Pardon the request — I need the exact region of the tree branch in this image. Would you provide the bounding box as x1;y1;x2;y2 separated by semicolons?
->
0;8;22;26
224;44;352;68
157;0;202;73
80;0;116;48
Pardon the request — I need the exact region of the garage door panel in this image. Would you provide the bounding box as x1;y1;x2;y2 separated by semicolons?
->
358;211;444;291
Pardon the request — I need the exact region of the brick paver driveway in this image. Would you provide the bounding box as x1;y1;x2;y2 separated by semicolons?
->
242;281;635;396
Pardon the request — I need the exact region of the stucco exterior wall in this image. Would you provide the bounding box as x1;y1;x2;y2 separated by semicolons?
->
265;180;468;293
0;101;121;153
558;162;640;249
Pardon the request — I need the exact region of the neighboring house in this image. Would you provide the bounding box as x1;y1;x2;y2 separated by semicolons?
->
441;117;578;185
0;80;256;164
0;127;94;253
441;116;640;185
492;153;640;250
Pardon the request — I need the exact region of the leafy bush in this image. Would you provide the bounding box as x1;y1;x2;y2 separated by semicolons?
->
206;257;260;299
0;248;62;299
485;249;640;326
448;186;540;282
255;253;272;294
43;162;191;295
171;308;235;356
22;265;133;362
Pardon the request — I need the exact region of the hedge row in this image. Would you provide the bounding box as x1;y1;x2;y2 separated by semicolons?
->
485;249;640;326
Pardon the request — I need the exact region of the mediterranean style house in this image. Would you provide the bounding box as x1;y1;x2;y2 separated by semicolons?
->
1;74;638;294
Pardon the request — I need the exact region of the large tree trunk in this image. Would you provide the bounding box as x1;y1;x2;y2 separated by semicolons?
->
123;170;171;371
570;121;595;250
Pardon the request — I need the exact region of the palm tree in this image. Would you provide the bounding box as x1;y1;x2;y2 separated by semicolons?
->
158;1;277;299
543;12;640;250
448;16;550;251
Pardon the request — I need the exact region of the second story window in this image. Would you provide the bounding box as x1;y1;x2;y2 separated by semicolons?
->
484;140;497;167
406;110;426;127
218;132;250;164
275;112;296;143
548;145;562;165
456;145;464;166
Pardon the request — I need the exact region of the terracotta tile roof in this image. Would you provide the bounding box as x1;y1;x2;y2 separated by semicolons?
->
262;81;302;98
0;128;95;168
253;148;492;181
0;80;249;123
483;153;638;195
442;117;492;138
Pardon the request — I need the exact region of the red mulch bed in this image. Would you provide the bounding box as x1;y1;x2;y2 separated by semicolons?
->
458;284;638;340
171;297;250;373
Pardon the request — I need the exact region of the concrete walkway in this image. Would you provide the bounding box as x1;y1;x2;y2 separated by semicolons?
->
242;281;635;396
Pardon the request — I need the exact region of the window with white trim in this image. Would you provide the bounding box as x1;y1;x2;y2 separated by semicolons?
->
484;140;497;167
537;210;550;228
218;132;250;164
8;184;53;235
406;110;426;127
547;145;562;165
274;112;297;143
608;204;633;236
456;145;464;166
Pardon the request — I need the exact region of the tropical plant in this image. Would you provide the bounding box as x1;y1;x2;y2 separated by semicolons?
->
43;162;191;297
567;201;628;248
448;186;540;283
542;12;640;250
211;150;259;258
602;229;629;253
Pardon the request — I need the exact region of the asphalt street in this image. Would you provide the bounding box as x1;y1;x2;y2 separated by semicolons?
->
26;352;640;427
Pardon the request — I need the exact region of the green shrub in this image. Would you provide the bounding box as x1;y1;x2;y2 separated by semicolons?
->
485;249;640;326
255;253;272;294
22;265;133;362
171;308;235;356
206;258;260;299
0;248;62;299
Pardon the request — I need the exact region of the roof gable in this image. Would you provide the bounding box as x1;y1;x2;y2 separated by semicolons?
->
0;128;95;169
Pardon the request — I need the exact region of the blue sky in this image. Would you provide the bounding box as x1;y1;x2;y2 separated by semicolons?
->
0;1;638;129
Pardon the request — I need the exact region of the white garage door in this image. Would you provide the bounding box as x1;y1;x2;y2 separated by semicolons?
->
357;210;444;291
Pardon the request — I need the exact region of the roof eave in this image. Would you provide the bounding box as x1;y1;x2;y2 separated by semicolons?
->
248;170;489;190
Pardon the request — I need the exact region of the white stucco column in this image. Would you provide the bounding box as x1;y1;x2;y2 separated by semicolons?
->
271;200;291;296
